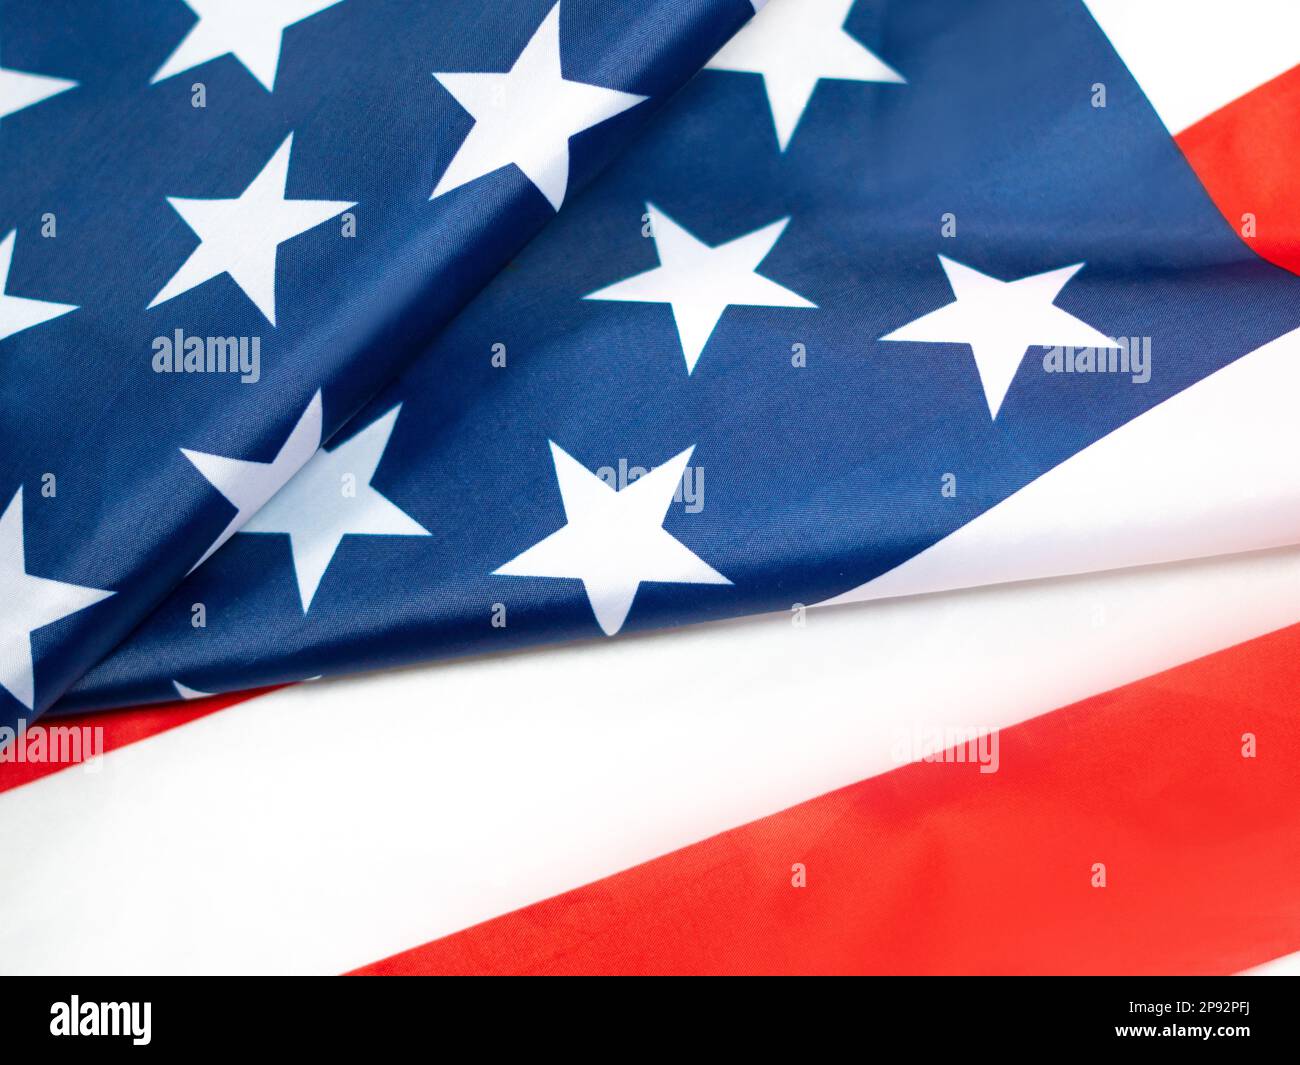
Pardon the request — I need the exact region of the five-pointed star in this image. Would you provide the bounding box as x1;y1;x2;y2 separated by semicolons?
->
148;134;354;325
495;442;729;636
0;488;113;710
881;255;1116;419
182;390;323;571
152;0;344;92
239;404;429;611
0;230;77;343
584;204;815;374
0;63;77;123
432;2;646;210
707;0;904;151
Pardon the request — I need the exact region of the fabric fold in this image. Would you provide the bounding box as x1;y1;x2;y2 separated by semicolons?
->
56;0;1300;714
0;0;754;730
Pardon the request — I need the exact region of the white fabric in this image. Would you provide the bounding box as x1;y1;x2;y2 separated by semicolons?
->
2;544;1299;974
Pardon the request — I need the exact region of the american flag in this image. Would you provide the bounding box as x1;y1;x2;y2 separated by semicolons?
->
2;0;1299;976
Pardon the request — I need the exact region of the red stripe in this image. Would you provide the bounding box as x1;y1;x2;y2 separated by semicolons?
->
354;622;1300;975
0;688;273;794
1176;63;1300;276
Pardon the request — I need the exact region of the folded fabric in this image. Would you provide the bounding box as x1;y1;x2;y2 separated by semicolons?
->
0;0;751;730
56;0;1300;713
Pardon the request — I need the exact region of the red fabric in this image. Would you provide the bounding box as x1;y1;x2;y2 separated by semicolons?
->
1176;63;1300;276
0;688;273;794
354;622;1300;975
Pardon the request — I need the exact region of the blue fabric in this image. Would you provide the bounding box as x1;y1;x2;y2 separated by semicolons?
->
32;0;1300;714
0;0;750;729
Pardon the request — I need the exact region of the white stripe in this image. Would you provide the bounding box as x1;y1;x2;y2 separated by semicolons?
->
823;325;1300;606
2;545;1299;973
1084;0;1300;133
1240;950;1300;976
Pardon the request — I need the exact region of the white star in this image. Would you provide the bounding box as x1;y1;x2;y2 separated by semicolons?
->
151;0;344;92
0;230;77;343
0;488;113;710
707;0;904;151
495;442;729;636
881;255;1117;419
148;133;354;325
182;390;323;571
0;63;77;123
432;2;646;210
239;404;429;611
584;204;815;373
